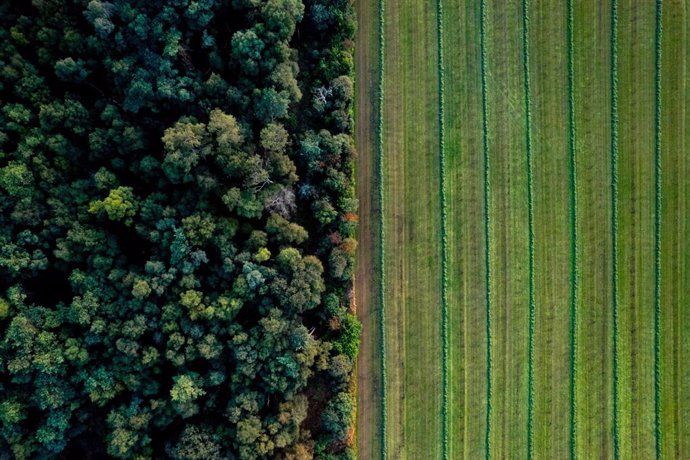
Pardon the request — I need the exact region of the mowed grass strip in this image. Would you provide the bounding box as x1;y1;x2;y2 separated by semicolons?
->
660;2;689;458
616;0;657;458
529;0;572;457
485;0;531;458
442;0;488;457
382;0;443;457
354;0;384;456
574;0;615;457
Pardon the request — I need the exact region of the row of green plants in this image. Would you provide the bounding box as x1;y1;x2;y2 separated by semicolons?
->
521;0;536;458
479;1;493;458
610;0;621;457
653;0;663;457
566;0;579;457
377;0;387;458
435;0;449;458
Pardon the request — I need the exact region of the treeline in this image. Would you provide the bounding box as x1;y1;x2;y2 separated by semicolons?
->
0;0;358;458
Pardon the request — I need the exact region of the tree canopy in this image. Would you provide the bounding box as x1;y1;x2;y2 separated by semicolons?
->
0;0;358;458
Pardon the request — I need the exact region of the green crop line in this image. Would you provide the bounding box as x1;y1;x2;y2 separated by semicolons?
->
521;0;536;458
566;0;578;458
479;1;492;458
435;0;449;457
376;0;386;457
653;0;663;458
610;0;620;457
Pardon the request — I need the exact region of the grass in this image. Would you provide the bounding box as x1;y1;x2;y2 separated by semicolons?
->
573;1;615;456
528;0;572;457
484;2;532;458
659;2;689;458
354;1;689;458
442;0;488;458
353;0;383;456
380;0;443;457
616;1;658;458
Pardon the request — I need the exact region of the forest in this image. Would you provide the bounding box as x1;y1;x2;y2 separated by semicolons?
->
0;0;358;458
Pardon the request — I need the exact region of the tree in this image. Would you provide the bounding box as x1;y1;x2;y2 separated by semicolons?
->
231;29;264;76
255;88;290;123
321;392;353;442
88;186;139;224
167;425;223;460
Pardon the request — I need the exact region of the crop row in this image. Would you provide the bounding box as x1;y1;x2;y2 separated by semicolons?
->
377;0;387;458
521;0;536;458
653;1;663;457
479;1;493;459
566;0;579;457
610;0;621;457
435;0;450;458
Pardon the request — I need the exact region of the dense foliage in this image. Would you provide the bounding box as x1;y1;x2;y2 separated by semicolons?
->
0;0;358;458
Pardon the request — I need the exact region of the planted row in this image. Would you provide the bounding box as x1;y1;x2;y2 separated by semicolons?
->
653;0;663;456
376;0;387;458
521;0;537;458
479;1;493;458
610;0;621;456
566;0;579;457
435;0;450;458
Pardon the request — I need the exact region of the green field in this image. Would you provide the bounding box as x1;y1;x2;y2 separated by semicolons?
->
355;0;690;458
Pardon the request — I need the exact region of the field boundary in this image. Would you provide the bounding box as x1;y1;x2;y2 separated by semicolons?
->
521;0;536;457
435;0;449;457
653;0;663;457
479;1;492;458
610;0;621;457
376;0;386;457
566;0;579;457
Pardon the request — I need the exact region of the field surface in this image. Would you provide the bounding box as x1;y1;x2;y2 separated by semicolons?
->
355;0;690;458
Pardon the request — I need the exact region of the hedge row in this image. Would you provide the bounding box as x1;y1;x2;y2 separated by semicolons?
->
521;0;536;458
653;0;663;457
377;0;387;458
610;1;621;457
566;0;579;457
479;1;493;458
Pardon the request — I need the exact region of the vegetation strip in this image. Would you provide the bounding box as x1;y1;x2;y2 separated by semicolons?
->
521;0;536;457
377;0;387;457
479;0;493;458
566;0;579;457
435;0;449;457
653;0;663;457
610;1;621;456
